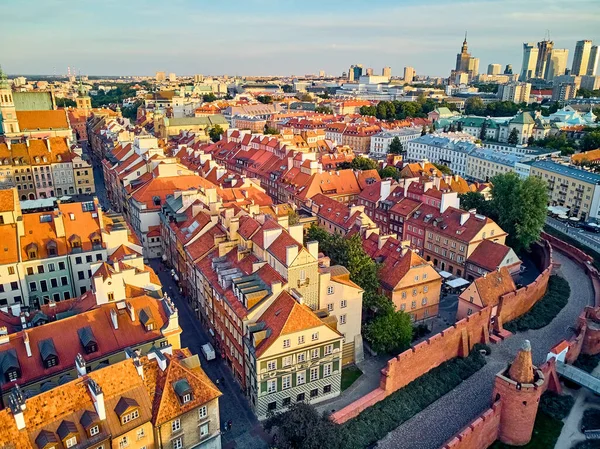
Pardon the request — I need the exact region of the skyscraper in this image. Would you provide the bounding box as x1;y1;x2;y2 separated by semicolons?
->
455;33;471;72
382;66;392;78
468;58;480;77
520;43;538;81
587;45;599;76
403;66;415;84
572;40;593;76
545;49;569;81
366;67;373;76
488;64;502;75
348;64;363;82
535;39;553;79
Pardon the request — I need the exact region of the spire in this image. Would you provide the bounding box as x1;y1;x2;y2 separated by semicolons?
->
77;76;86;97
461;32;468;53
464;31;468;44
0;65;9;89
508;340;535;384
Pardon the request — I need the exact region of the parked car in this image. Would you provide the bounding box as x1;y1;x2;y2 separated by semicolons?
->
201;343;216;361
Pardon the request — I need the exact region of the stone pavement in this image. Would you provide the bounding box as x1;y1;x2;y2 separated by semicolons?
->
376;251;594;449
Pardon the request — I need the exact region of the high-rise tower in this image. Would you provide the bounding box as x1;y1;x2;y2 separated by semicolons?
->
572;40;593;76
535;38;554;78
455;32;471;72
587;45;599;76
520;43;539;81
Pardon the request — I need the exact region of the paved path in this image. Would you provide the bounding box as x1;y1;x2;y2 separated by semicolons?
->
377;251;593;449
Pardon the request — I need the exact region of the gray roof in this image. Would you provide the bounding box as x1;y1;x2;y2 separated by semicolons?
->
80;410;100;429
13;91;54;111
139;307;155;326
412;134;478;154
114;396;139;416
56;420;77;440
530;160;600;184
469;149;521;166
35;430;58;448
38;338;57;361
0;349;19;374
77;326;96;348
167;115;228;127
173;378;192;397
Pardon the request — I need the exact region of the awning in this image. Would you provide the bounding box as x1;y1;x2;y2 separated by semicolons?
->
558;215;568;220
569;217;580;222
439;271;453;279
447;278;470;289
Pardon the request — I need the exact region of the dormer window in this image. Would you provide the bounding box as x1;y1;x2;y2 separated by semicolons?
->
139;307;155;331
56;420;78;449
80;410;101;438
70;235;82;250
78;326;98;354
47;240;57;257
173;379;193;405
38;338;59;368
0;349;21;382
27;243;38;260
35;430;58;449
115;397;140;425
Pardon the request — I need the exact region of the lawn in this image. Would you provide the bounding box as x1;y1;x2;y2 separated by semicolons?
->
341;366;363;391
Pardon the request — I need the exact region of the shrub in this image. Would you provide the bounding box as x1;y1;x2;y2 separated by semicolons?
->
572;441;600;449
582;409;600;431
574;353;600;374
540;391;575;421
503;276;570;333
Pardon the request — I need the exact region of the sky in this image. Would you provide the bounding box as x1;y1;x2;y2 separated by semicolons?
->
2;0;600;77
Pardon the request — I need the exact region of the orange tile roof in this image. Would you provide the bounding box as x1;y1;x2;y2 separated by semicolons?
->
379;248;428;290
58;201;103;253
16;110;70;131
0;189;15;212
0;224;19;264
131;175;215;211
21;212;68;260
466;240;518;272
470;267;516;307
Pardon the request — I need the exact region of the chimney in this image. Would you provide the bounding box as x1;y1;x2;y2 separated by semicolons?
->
75;353;86;376
460;212;470;226
45;138;51;152
306;241;319;260
126;301;135;322
110;308;119;330
288;223;303;245
262;226;282;249
379;179;391;200
8;386;26;430
53;212;65;238
148;347;168;371
286;245;299;266
87;378;106;420
23;332;32;357
113;261;120;273
0;327;9;345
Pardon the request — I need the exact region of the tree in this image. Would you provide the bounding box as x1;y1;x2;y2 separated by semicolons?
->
257;95;273;104
421;125;427;136
265;402;340;449
479;120;488;141
264;126;279;135
296;93;312;102
315;105;333;114
465;97;485;115
287;209;299;225
55;98;76;107
350;157;378;171
364;310;413;354
378;166;399;180
456;121;463;132
208;125;224;142
459;191;489;215
202;93;217;103
527;136;535;146
580;130;600;151
489;172;547;252
507;128;519;145
359;105;376;117
388;137;404;155
433;162;452;175
282;84;293;93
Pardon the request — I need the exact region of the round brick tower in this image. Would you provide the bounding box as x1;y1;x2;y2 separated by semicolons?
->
492;340;545;446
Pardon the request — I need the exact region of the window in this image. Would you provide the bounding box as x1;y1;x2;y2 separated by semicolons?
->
26;267;34;275
267;401;277;411
283;356;292;367
327;303;334;312
119;436;129;449
283;338;290;348
297;371;306;385
267;379;277;393
121;409;139;424
7;267;14;275
297;352;306;363
311;332;318;341
96;253;103;261
59;262;65;270
108;292;114;301
182;393;191;403
88;424;100;436
340;300;347;308
422;298;428;306
66;437;77;448
51;278;58;288
78;271;85;280
323;363;332;377
29;281;37;292
267;360;276;371
282;375;291;390
61;276;68;286
136;428;145;440
172;418;181;432
297;392;305;402
309;348;319;359
298;335;305;345
310;367;319;381
411;301;416;309
200;423;209;438
282;397;291;407
412;288;417;296
37;265;44;274
40;280;48;292
310;388;319;398
48;263;55;272
324;345;333;355
323;384;332;394
64;291;71;299
340;314;346;325
75;257;82;265
414;275;419;281
199;406;207;419
172;437;182;449
86;255;93;263
401;291;407;299
327;286;334;295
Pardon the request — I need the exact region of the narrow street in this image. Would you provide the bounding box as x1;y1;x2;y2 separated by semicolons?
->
89;147;269;449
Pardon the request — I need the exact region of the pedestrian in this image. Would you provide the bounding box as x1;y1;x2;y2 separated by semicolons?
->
215;378;220;386
221;376;225;384
227;420;232;431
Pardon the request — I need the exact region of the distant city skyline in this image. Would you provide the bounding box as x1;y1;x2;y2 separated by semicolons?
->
2;0;600;77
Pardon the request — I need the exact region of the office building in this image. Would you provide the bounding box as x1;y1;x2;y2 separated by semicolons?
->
588;45;599;76
366;67;373;76
504;64;513;75
168;72;177;82
348;64;363;82
456;34;471;72
468;58;480;78
404;66;415;84
520;43;538;81
572;40;593;76
488;64;502;75
382;66;392;78
498;82;532;104
581;75;600;91
552;82;577;102
155;71;166;82
535;39;553;78
545;48;569;81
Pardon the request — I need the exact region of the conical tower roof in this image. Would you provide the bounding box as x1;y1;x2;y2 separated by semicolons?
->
508;339;535;384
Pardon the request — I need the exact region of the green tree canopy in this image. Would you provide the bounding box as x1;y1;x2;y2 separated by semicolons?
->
315;105;333;114
264;126;279;135
202;93;217;103
459;191;489;214
580;130;600;152
507;128;519;145
364;310;413;354
465;97;485;115
349;157;378;171
489;172;547;252
379;166;400;180
55;98;76;107
282;84;293;93
388;137;404;155
208;125;224;142
433;162;452;175
257;95;273;104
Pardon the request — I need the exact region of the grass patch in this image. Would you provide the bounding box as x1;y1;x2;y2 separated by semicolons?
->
582;409;600;431
574;353;600;374
544;225;600;271
341;366;363;391
503;275;570;333
490;391;574;449
338;350;486;449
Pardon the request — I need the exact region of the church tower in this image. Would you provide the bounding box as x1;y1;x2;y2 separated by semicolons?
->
493;340;545;446
75;77;92;113
0;66;20;135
